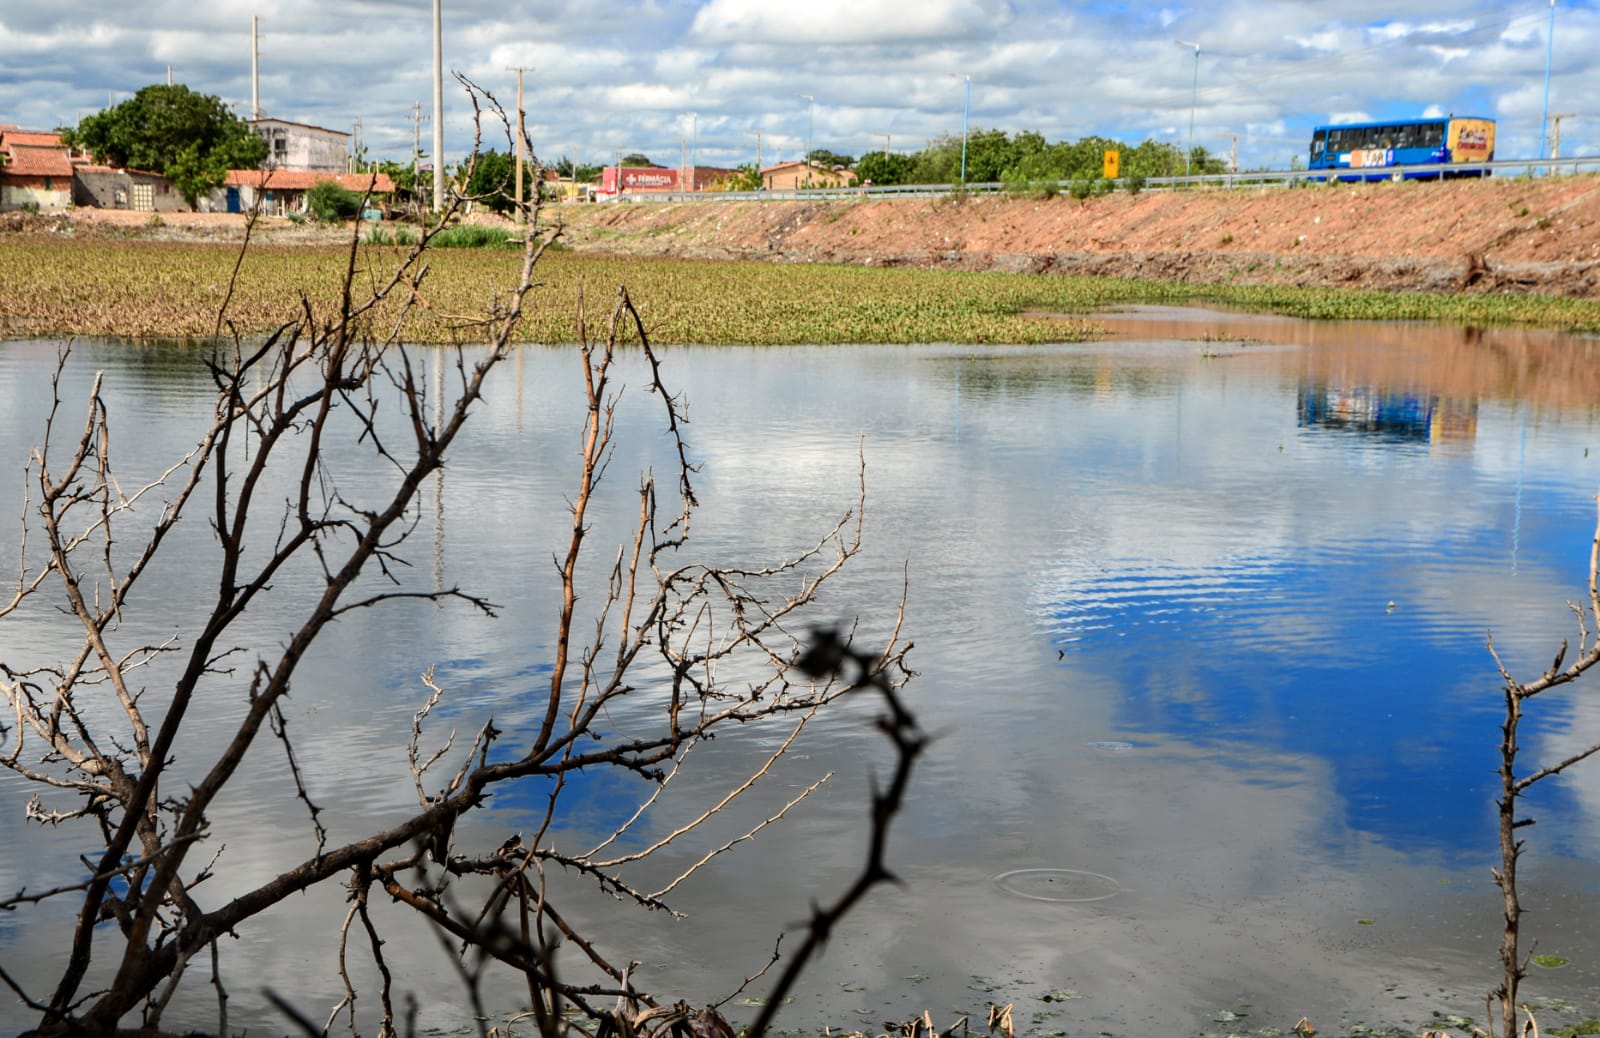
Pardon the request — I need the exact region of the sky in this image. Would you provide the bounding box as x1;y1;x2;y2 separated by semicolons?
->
1;0;1596;174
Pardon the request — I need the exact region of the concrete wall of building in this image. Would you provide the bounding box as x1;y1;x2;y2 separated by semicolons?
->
254;120;350;173
0;178;72;211
73;169;190;212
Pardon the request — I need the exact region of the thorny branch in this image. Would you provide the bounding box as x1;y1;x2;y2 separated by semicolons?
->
1;83;916;1038
1482;492;1600;1038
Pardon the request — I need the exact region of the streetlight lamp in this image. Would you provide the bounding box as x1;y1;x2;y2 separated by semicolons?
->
797;94;814;186
1175;40;1200;180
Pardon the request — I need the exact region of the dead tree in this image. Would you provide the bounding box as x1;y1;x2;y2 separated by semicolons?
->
1485;492;1600;1038
0;88;915;1038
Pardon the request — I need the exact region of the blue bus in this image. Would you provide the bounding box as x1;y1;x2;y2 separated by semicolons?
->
1309;116;1495;181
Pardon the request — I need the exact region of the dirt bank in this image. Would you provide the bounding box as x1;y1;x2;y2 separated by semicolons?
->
542;177;1600;298
9;177;1600;298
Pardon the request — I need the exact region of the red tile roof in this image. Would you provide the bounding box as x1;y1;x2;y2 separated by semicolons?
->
224;169;396;193
3;131;64;149
2;144;75;177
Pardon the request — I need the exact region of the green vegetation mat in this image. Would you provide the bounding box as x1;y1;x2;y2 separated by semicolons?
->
4;237;1599;344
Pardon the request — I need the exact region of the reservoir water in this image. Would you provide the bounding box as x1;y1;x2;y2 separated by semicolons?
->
2;308;1599;1037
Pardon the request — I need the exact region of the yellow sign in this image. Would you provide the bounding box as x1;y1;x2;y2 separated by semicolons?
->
1103;150;1120;179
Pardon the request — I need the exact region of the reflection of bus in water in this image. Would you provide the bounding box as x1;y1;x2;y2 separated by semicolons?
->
1309;116;1495;181
1298;384;1477;447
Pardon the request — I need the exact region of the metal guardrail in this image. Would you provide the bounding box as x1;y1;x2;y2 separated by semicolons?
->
598;156;1600;205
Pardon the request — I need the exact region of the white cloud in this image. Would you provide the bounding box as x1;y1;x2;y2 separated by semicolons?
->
689;0;1012;45
1;0;1594;172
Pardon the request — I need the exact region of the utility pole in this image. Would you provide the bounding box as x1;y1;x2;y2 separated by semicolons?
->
411;102;425;202
351;116;363;172
1551;113;1577;159
1229;134;1238;174
431;0;444;213
745;129;762;170
250;16;260;119
797;94;814;187
167;65;175;86
877;133;891;154
507;66;531;220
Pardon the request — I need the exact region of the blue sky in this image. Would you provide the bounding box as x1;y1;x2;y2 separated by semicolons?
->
1;1;1594;172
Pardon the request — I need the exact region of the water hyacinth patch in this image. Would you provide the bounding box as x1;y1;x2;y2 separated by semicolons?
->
4;238;1600;345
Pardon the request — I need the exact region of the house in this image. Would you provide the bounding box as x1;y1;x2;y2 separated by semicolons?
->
249;118;350;173
73;165;189;212
217;169;396;216
761;161;859;191
0;127;75;211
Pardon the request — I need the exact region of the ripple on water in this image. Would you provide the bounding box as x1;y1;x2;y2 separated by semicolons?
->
993;867;1122;903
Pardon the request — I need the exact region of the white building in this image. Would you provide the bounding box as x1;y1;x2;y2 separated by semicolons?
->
249;118;349;173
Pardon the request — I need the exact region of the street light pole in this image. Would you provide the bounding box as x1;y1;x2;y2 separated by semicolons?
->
1539;0;1557;165
745;129;762;175
1176;40;1200;180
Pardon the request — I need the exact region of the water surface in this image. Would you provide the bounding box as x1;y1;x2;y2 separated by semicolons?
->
1;312;1598;1036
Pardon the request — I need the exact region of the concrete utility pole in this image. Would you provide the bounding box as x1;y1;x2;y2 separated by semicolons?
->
877;132;891;154
946;73;969;183
251;16;260;119
432;0;444;213
1551;113;1577;159
745;129;762;171
797;94;814;186
351;116;363;172
412;101;425;196
687;112;697;191
507;66;531;220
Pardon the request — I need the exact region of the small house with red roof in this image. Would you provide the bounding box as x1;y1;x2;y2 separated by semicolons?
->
217;168;396;216
0;127;76;211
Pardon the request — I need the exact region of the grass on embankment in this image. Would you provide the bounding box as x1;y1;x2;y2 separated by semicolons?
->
3;237;1599;345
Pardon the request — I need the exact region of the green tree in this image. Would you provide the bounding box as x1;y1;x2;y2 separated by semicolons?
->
455;149;535;215
807;148;855;171
61;84;267;206
856;150;917;186
907;132;962;184
620;152;655;167
375;159;421;204
305;179;363;222
717;164;764;191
